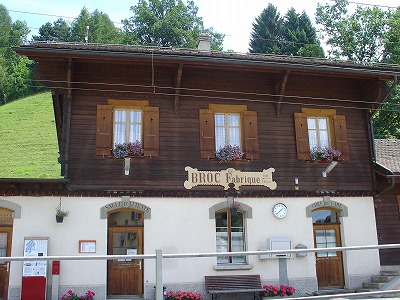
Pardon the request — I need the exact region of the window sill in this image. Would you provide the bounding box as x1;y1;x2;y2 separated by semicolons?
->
103;155;147;159
306;159;336;164
207;158;252;163
213;264;253;271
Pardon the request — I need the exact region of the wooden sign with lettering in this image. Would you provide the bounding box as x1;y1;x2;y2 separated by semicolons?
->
184;166;277;190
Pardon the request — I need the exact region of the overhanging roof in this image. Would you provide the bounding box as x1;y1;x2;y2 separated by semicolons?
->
15;42;400;81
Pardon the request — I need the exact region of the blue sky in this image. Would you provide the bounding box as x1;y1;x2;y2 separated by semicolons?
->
3;0;399;53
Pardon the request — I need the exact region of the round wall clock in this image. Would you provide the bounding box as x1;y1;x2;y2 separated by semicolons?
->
272;203;288;219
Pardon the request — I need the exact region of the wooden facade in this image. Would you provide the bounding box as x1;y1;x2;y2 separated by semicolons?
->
12;43;398;197
374;139;400;266
375;175;400;265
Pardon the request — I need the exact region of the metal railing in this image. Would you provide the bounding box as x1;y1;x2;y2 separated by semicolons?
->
5;243;400;300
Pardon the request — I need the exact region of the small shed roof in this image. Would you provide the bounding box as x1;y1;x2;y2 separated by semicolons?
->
375;139;400;174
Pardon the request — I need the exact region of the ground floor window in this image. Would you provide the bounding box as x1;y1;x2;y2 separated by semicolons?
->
215;208;245;264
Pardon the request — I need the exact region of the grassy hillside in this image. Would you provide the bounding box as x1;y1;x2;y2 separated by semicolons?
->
0;92;61;178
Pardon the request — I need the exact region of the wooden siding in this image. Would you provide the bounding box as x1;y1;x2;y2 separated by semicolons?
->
375;175;400;265
52;59;376;193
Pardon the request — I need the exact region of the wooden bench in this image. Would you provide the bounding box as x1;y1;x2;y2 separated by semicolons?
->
205;275;265;300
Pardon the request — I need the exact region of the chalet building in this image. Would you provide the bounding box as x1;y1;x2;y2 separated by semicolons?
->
374;139;400;266
0;38;399;299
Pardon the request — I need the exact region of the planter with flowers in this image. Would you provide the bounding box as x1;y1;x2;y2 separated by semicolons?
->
310;146;341;162
55;206;69;223
215;145;244;163
61;290;95;300
165;290;202;300
112;141;144;158
261;285;296;298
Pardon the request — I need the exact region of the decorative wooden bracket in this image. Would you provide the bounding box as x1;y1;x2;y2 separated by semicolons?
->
174;63;184;114
275;70;290;117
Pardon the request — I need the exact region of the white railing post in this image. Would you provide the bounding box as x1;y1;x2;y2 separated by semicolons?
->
155;249;163;300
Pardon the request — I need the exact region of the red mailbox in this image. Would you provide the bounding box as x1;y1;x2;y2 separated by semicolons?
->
52;260;60;275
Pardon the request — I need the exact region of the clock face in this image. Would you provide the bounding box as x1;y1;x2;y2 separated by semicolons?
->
273;203;288;219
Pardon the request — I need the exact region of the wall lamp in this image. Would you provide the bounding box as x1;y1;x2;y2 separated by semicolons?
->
226;182;236;206
322;161;338;177
294;178;299;190
124;157;131;175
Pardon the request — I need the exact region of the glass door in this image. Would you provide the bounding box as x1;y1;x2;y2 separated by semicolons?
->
0;227;12;300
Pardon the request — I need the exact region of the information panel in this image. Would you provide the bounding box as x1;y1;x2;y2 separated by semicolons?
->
21;237;49;300
23;238;48;276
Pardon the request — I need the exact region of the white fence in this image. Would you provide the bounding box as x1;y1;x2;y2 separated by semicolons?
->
6;243;400;300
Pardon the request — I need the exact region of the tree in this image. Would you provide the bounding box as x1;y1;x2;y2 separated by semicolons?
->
0;5;38;104
249;4;283;54
33;8;121;44
385;7;400;64
249;4;324;57
316;0;400;139
71;7;121;43
373;88;400;139
316;0;388;62
32;18;72;42
122;0;224;50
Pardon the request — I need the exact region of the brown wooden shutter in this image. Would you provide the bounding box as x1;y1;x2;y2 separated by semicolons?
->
294;112;311;160
243;110;259;159
333;114;349;161
143;106;159;157
199;109;216;158
96;105;113;156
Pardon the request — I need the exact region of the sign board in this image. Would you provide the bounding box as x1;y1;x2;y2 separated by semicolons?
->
23;238;48;276
184;166;277;190
79;240;96;253
22;237;49;300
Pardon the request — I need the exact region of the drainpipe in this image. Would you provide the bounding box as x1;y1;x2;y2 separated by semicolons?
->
370;75;398;195
376;175;398;197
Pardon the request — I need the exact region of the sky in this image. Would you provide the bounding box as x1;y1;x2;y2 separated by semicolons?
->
3;0;399;53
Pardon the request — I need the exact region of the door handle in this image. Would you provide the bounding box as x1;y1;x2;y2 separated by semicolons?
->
138;260;142;270
7;262;10;272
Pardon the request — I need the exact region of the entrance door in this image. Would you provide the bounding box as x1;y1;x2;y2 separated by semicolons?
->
0;227;12;300
107;227;143;296
313;223;344;287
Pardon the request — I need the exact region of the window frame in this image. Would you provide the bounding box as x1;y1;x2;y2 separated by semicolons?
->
294;108;349;161
214;112;242;150
113;108;143;145
96;100;159;157
307;116;331;149
199;104;259;160
215;208;246;264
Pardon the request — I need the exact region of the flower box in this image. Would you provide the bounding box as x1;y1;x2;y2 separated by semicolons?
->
112;141;144;158
310;146;341;161
215;145;244;163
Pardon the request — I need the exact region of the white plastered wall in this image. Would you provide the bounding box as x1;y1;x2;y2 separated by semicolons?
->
2;195;380;291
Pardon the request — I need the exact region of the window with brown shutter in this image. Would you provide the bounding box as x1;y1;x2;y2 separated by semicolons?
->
96;105;113;156
294;108;349;161
199;104;259;160
95;100;159;157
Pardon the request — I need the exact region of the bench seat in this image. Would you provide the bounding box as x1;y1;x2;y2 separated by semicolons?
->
205;275;264;299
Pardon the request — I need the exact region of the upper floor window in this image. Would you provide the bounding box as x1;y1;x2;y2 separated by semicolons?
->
96;100;159;157
114;109;142;145
215;113;241;149
199;104;259;160
294;108;349;161
307;117;330;149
